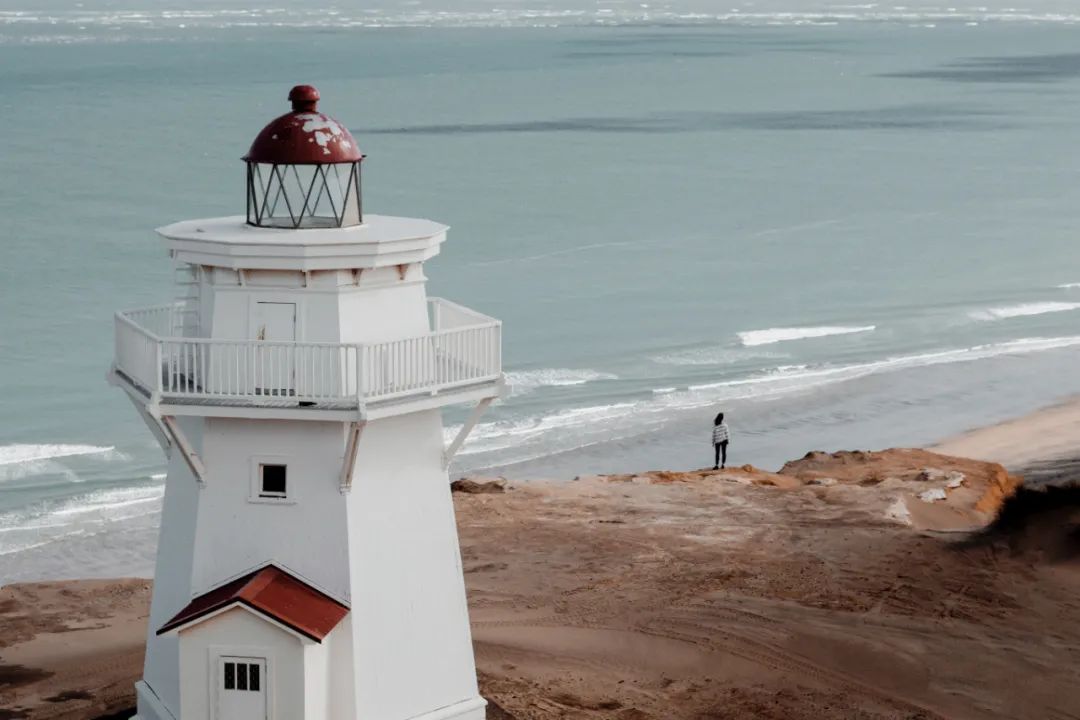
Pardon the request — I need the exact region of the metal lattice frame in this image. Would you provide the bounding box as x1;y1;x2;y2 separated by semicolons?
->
246;161;363;228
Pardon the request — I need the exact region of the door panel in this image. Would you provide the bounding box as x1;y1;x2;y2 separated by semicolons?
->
217;657;267;720
253;302;297;396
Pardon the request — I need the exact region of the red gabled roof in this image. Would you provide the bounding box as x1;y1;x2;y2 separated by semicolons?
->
158;565;349;642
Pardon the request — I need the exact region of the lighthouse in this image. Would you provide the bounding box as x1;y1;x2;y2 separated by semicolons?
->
110;86;504;720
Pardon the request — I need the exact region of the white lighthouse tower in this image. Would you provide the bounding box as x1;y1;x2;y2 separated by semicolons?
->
110;85;504;720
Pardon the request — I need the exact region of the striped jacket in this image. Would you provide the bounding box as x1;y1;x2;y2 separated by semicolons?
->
712;423;730;445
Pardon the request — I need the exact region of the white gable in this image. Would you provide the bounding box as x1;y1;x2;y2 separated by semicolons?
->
178;606;315;720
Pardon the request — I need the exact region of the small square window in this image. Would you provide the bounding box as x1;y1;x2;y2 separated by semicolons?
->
260;464;287;498
236;662;248;691
249;663;260;692
224;662;235;690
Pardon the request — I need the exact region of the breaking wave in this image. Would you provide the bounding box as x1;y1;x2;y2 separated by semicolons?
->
0;444;116;466
738;325;875;347
506;368;617;395
0;484;165;560
651;346;787;366
693;336;1080;392
448;401;641;461
46;485;165;520
0;444;130;486
969;302;1080;321
450;334;1080;468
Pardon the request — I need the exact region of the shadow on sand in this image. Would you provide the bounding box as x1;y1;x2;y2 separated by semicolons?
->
961;479;1080;564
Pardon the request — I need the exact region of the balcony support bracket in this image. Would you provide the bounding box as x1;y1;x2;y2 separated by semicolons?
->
340;421;366;493
117;380;172;456
443;397;493;470
160;415;206;485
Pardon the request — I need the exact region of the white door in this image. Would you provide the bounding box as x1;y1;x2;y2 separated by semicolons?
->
253;302;297;396
217;657;267;720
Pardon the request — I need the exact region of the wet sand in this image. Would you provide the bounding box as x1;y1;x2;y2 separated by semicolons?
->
3;412;1080;719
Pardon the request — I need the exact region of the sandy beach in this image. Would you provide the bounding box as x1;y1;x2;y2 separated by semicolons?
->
3;402;1080;720
933;395;1080;470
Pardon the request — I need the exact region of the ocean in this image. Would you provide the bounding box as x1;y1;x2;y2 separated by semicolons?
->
4;1;1080;583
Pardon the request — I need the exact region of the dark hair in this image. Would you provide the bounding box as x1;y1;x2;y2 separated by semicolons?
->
714;412;724;425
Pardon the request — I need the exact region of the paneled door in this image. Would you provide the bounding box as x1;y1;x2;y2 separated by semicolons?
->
216;656;267;720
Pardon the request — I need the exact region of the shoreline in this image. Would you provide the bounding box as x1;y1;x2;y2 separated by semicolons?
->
931;394;1080;471
3;399;1080;719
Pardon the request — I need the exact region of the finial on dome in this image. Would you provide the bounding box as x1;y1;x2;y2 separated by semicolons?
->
288;85;320;112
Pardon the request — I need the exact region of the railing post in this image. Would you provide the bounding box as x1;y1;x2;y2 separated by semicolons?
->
495;322;502;377
356;345;364;408
155;340;163;396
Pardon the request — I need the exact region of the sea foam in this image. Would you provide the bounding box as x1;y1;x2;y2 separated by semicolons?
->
0;484;165;562
505;368;617;395
48;485;165;519
969;302;1080;321
3;6;1080;36
0;444;115;466
651;346;787;366
447;334;1080;469
694;335;1080;393
738;325;875;347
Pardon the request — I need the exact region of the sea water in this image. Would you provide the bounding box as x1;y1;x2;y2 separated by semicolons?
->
4;1;1080;582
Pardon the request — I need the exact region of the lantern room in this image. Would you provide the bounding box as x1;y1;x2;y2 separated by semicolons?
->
244;85;364;229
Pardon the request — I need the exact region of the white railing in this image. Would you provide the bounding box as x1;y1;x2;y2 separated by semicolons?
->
114;299;501;408
123;304;176;337
430;296;495;331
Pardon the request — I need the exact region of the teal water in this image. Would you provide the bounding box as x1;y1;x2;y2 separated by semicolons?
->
4;7;1080;582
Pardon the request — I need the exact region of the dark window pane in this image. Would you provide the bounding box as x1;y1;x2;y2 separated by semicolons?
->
224;662;235;690
249;663;260;692
237;662;248;691
261;464;287;496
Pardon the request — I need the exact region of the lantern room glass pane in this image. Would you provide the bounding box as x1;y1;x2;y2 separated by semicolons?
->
248;162;361;229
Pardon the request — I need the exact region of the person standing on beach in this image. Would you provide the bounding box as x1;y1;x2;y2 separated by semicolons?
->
712;412;730;469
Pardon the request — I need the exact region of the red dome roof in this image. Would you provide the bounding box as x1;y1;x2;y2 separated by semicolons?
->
244;85;363;165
